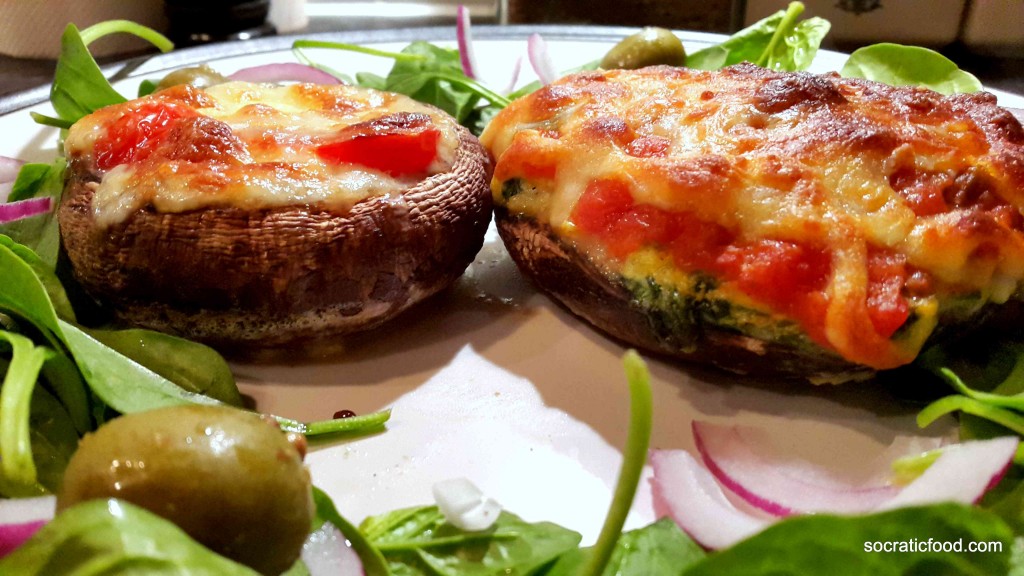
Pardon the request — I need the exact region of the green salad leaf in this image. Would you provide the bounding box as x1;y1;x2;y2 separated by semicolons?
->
48;21;173;128
840;43;983;95
684;504;1012;576
360;505;581;575
546;518;704;576
0;498;260;575
686;2;829;71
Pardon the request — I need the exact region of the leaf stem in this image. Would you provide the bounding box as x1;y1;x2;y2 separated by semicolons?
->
757;1;804;67
579;350;654;576
292;40;429;62
79;20;173;53
275;408;391;437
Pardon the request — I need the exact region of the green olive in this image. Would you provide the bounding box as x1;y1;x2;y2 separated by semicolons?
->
57;405;313;576
600;27;687;70
155;65;229;91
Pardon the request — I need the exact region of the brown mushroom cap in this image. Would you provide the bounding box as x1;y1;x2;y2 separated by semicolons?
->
495;208;873;382
59;125;493;348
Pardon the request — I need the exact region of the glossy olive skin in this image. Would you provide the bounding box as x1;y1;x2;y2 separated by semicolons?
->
156;65;229;91
57;405;313;576
600;27;686;70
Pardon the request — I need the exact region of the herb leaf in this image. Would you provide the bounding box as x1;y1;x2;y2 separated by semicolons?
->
686;2;829;71
361;505;581;575
547;518;705;576
840;43;983;95
49;21;173;126
0;498;260;574
683;504;1012;575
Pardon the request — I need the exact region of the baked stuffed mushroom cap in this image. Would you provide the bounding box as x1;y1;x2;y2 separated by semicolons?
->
480;63;1024;382
59;81;492;347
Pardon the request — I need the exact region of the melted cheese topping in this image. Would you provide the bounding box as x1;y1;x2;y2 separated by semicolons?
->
481;64;1024;369
65;82;460;227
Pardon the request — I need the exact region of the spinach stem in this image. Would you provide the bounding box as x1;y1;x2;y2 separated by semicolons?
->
276;408;391;437
579;350;654;576
79;20;173;53
756;1;805;67
293;40;429;62
0;332;51;487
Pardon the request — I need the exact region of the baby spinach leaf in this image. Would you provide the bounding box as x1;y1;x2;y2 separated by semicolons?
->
0;233;74;322
683;504;1012;576
0;498;260;575
546;518;704;576
686;2;829;71
0;242;63;348
361;505;581;576
49;21;173;127
58;320;224;414
85;328;242;407
840;43;983;95
0;331;52;490
22;383;79;496
312;486;391;576
38;352;91;435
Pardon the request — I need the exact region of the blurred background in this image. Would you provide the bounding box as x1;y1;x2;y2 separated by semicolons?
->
0;0;1020;95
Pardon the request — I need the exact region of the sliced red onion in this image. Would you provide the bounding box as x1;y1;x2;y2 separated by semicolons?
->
0;155;26;203
301;520;364;576
456;5;478;80
650;449;772;550
876;436;1018;511
0;495;55;558
692;421;898;515
527;34;557;86
500;56;523;96
0;197;52;224
228;63;341;85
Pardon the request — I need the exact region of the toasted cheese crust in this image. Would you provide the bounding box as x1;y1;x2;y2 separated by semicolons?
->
64;82;460;227
481;64;1024;369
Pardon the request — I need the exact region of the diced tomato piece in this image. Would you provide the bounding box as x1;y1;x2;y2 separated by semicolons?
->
716;240;831;311
604;205;677;259
571;179;634;235
667;214;734;272
94;101;197;170
316;128;440;177
866;249;911;338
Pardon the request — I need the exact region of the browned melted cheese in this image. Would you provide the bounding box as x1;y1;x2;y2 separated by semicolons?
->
64;82;460;227
481;64;1024;369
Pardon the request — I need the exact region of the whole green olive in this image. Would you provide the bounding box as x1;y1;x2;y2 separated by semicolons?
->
155;64;229;91
600;27;687;70
57;405;313;576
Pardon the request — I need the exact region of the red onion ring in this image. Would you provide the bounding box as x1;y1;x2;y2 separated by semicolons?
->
692;421;898;515
228;63;341;85
0;155;26;203
650;449;772;550
0;197;52;224
456;4;478;80
301;521;364;576
527;34;557;86
0;495;54;559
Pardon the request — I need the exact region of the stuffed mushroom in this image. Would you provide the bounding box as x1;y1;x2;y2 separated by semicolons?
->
59;81;492;347
480;64;1024;382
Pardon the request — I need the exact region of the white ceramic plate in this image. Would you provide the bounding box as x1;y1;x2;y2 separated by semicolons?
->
4;26;1020;544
